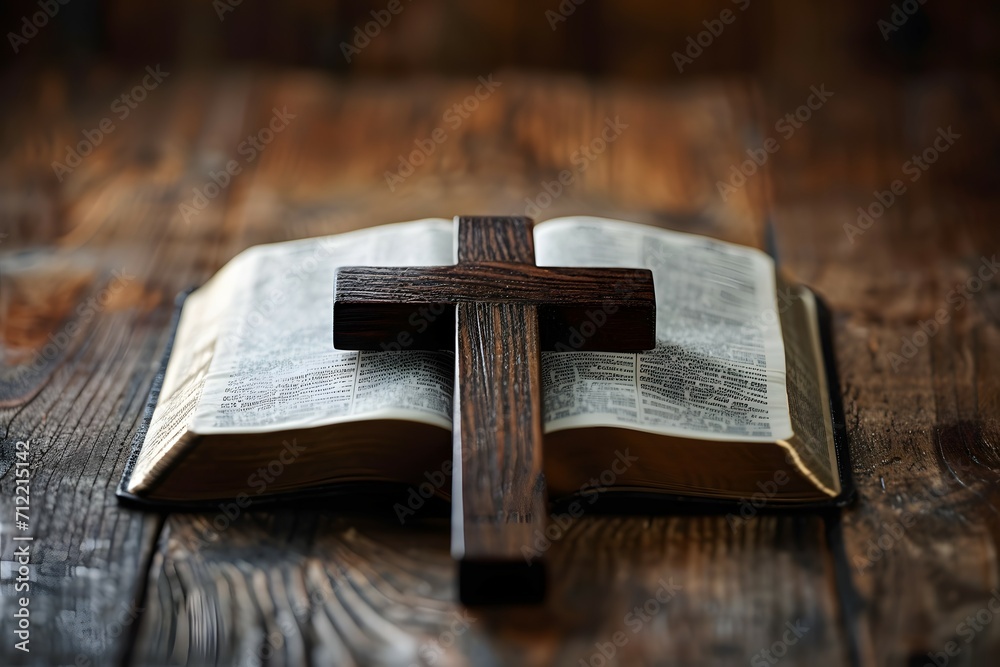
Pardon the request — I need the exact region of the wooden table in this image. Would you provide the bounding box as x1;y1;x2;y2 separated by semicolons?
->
1;70;998;667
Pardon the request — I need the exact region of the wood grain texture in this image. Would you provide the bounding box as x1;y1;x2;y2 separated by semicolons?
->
763;78;1000;666
334;264;656;307
333;263;657;352
457;216;537;264
450;218;548;601
1;69;996;666
333;248;656;354
0;74;254;667
454;300;547;604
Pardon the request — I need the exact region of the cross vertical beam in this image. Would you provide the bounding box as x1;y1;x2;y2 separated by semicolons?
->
452;217;547;604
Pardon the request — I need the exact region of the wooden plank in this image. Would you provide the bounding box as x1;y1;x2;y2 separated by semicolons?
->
134;512;848;666
765;78;1000;666
0;73;254;666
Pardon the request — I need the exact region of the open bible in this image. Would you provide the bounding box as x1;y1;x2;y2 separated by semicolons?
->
119;217;851;509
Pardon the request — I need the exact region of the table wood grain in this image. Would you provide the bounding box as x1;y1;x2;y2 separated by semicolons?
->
1;70;998;667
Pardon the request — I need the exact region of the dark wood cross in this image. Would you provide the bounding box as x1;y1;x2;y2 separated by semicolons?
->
333;216;655;604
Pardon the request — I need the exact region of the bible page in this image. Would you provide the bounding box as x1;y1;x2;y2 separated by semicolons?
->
533;217;794;442
188;219;457;435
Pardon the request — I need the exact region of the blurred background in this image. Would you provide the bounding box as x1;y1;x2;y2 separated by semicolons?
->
1;0;997;84
0;0;997;256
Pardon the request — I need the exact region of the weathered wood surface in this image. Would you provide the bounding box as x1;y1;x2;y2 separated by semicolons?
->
0;71;997;666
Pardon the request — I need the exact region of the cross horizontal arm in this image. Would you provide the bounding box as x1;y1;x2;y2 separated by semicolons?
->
335;264;654;305
334;264;656;352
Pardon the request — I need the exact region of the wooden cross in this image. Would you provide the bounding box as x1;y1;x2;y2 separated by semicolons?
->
333;216;655;604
